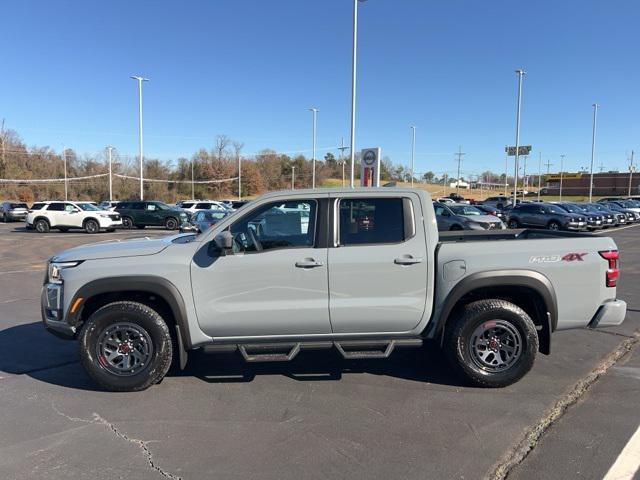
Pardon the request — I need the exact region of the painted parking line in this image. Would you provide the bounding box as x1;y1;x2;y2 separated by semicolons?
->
594;223;640;234
602;424;640;480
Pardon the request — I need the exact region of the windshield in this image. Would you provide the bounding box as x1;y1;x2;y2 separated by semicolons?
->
10;203;28;209
546;205;565;214
558;204;580;213
201;211;227;221
76;202;101;211
450;205;482;216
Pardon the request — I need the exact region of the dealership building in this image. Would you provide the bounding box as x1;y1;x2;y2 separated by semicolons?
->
543;172;640;196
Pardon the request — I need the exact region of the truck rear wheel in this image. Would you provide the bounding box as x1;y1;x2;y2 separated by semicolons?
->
444;299;538;388
78;301;173;392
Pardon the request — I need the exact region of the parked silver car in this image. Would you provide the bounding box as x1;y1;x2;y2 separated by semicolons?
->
0;201;29;222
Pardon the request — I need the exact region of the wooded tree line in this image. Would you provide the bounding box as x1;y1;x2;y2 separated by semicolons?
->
0;126;510;203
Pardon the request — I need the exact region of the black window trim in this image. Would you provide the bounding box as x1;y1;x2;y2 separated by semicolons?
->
333;196;416;248
227;198;320;255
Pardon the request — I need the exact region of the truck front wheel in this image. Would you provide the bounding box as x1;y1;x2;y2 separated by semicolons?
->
444;299;538;388
78;301;173;392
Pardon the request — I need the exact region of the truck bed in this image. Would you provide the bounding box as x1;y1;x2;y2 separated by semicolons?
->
438;229;596;243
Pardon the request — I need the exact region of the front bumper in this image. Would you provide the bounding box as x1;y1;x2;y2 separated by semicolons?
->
41;283;75;338
566;221;587;231
588;299;627;328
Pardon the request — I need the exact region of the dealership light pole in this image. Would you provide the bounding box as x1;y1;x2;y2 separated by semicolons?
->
107;146;114;202
291;165;296;190
62;146;68;201
191;158;195;200
504;146;509;196
349;0;367;188
513;69;525;206
130;75;149;200
410;125;416;187
559;154;565;201
629;150;635;196
309;107;319;188
589;103;599;202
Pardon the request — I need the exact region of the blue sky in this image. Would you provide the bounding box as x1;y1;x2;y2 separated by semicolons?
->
2;0;638;178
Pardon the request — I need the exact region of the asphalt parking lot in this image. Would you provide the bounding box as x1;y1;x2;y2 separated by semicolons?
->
0;222;638;480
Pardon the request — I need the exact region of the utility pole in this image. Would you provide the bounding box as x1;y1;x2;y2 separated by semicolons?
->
338;137;348;188
455;146;465;195
537;152;542;202
0;119;5;173
107;146;114;202
443;173;448;196
291;166;296;190
61;146;68;201
410;125;416;187
130;75;149;200
559;154;565;201
629;150;635;196
598;161;605;173
589;103;599;202
309;108;319;188
513;69;526;207
545;159;553;175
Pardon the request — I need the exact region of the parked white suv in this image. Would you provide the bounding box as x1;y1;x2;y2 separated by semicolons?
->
179;200;233;213
27;201;122;233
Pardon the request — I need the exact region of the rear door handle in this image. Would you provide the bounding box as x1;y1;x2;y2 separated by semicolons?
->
394;256;424;265
295;258;324;268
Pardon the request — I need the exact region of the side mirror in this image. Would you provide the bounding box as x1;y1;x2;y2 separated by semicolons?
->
211;231;233;256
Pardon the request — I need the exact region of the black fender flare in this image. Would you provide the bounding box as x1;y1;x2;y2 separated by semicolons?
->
67;276;192;352
427;269;558;354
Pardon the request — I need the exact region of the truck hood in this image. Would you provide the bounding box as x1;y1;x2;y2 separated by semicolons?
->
51;235;184;262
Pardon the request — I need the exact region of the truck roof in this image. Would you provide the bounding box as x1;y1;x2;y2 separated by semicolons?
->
257;187;431;200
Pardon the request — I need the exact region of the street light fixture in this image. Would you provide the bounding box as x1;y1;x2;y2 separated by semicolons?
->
130;75;149;200
349;0;367;188
309;108;319;188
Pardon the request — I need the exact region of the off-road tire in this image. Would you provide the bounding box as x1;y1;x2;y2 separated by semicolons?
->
121;217;134;229
444;299;538;388
165;217;178;230
78;301;173;392
34;218;50;233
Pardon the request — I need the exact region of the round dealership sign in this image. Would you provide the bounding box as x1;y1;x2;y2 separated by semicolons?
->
363;150;377;166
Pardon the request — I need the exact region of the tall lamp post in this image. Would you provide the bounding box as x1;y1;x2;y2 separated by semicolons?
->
410;125;416;187
309;108;319;188
130;75;149;200
589;103;599;202
512;69;525;207
62;146;68;201
559;154;565;201
349;0;367;188
107;146;114;202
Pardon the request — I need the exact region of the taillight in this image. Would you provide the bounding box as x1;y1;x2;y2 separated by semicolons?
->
599;250;619;287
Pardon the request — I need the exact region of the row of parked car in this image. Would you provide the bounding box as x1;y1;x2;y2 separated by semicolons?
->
433;193;640;232
0;199;249;234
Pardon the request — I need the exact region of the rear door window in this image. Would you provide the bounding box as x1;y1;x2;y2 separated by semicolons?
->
30;203;46;210
46;203;65;211
339;198;405;246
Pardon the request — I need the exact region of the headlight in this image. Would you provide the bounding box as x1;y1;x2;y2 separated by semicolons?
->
48;261;82;284
99;214;111;218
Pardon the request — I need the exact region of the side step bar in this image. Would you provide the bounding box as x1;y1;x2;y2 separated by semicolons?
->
202;339;423;362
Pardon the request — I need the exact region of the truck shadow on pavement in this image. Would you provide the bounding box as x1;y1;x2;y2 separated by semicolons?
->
0;322;466;390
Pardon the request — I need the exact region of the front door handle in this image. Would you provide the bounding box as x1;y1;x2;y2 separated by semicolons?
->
394;256;424;265
295;258;324;269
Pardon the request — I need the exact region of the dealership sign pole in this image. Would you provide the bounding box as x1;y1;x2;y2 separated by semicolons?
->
360;148;381;187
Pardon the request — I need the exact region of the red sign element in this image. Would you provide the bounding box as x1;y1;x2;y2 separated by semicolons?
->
561;253;588;262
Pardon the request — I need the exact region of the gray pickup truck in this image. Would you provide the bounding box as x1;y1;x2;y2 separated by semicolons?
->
41;188;627;391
